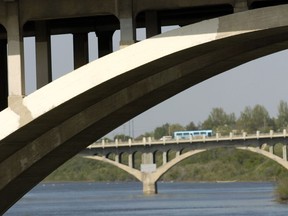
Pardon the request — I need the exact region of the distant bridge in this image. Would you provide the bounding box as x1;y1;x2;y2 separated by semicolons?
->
82;130;288;194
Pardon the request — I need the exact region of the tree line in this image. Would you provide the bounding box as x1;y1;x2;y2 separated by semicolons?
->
113;100;288;141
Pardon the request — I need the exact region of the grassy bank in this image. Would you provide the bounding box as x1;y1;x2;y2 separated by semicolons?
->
276;178;288;203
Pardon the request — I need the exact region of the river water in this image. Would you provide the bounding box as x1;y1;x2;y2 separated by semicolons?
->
5;182;288;216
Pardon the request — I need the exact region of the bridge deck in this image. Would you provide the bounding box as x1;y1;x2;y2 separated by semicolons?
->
88;131;287;149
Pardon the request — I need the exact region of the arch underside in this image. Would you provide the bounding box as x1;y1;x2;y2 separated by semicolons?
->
86;145;288;184
156;146;288;181
1;5;288;213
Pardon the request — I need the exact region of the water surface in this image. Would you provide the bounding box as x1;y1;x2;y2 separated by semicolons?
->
6;182;288;216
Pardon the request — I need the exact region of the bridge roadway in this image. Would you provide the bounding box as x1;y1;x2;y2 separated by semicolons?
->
1;1;288;214
82;130;288;195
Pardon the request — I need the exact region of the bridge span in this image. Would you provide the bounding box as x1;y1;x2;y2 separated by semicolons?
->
0;1;288;214
82;130;288;194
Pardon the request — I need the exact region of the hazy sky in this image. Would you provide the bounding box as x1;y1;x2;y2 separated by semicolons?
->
23;28;288;138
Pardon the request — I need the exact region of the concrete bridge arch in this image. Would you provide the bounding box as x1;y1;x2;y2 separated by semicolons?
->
85;143;288;195
1;5;288;214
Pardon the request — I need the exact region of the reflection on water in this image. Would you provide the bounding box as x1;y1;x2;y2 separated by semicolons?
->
6;182;288;216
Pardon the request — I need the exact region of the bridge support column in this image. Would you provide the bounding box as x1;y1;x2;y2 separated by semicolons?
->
118;0;136;48
283;145;288;161
115;154;120;163
6;2;25;104
73;33;89;69
162;151;168;165
269;145;274;154
35;21;52;88
141;152;157;194
234;0;248;13
128;153;134;168
145;10;161;38
96;30;114;57
0;39;8;111
142;152;154;164
142;173;157;195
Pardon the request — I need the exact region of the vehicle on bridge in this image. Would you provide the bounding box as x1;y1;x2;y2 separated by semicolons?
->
174;130;213;139
160;135;173;141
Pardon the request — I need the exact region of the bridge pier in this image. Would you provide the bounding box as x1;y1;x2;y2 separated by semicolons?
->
142;173;158;195
35;20;52;88
118;0;136;48
163;151;168;165
283;145;288;161
96;30;114;58
6;2;25;104
0;38;8;111
234;0;249;12
145;10;161;38
128;153;134;168
73;33;89;69
141;152;158;194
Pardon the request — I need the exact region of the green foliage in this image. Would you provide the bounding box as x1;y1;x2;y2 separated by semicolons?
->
45;148;288;183
154;123;170;139
276;100;288;131
276;177;288;202
236;105;274;133
45;156;136;182
114;134;132;142
185;121;198;130
201;108;236;135
153;123;185;139
160;148;288;182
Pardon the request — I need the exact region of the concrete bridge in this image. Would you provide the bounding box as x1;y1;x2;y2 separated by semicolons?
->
1;0;288;214
82;130;288;194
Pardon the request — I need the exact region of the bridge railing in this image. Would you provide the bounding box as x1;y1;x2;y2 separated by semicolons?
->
88;129;287;149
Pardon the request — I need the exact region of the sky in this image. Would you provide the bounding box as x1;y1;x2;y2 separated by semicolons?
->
23;27;288;138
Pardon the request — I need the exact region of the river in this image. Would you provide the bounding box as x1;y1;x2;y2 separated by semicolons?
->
5;182;288;216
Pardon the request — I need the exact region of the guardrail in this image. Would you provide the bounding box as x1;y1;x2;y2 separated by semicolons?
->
87;129;287;149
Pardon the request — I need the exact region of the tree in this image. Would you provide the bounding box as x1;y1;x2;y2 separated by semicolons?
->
154;123;170;139
276;100;288;131
113;134;132;142
252;104;274;132
237;105;273;133
202;108;236;135
153;123;185;139
186;121;198;130
237;106;253;132
169;123;185;135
